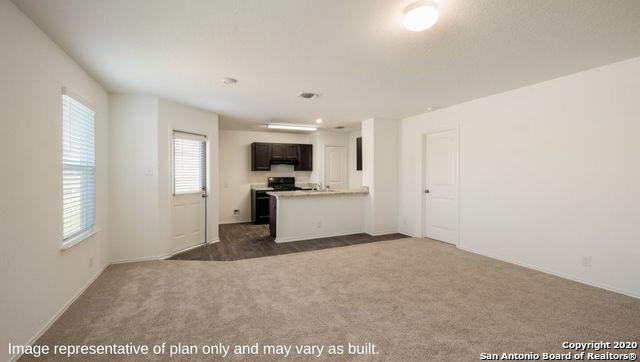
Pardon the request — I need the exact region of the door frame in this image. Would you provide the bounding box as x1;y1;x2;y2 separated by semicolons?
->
324;145;347;190
171;129;208;246
421;126;460;247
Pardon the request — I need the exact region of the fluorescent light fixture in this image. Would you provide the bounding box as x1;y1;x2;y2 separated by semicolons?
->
316;118;323;124
266;123;318;131
403;1;439;32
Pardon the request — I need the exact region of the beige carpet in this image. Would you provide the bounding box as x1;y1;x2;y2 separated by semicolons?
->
24;238;640;361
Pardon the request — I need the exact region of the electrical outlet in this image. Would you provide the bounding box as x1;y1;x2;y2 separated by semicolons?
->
89;257;94;268
233;209;240;216
582;256;592;268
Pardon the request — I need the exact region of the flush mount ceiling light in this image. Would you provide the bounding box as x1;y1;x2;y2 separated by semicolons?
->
221;77;238;85
266;123;318;132
316;118;323;124
403;0;439;32
298;92;321;100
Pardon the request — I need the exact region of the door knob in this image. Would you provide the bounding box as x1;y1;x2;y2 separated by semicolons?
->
424;189;430;194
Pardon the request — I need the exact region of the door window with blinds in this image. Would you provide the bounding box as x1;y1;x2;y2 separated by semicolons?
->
173;131;206;195
62;90;96;244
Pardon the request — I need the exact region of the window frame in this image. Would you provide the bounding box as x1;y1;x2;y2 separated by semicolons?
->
61;87;98;250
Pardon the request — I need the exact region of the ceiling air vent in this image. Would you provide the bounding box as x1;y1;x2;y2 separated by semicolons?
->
298;92;321;100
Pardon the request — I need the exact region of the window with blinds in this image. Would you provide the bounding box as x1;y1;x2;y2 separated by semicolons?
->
173;132;206;195
62;91;96;243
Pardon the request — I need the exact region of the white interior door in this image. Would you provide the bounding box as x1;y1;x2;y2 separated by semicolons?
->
172;131;206;251
325;146;347;190
424;129;458;245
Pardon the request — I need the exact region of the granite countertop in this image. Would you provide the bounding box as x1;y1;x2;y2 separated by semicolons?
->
267;187;369;198
250;183;319;191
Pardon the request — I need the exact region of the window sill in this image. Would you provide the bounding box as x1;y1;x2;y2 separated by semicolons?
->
61;228;99;252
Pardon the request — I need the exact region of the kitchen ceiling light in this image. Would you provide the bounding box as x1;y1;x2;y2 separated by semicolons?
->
403;1;439;32
316;118;323;124
266;123;318;132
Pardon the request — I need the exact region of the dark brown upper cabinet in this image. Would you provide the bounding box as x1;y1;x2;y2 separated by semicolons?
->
295;144;313;171
251;143;272;171
251;142;313;171
285;144;299;161
356;137;362;171
271;143;285;161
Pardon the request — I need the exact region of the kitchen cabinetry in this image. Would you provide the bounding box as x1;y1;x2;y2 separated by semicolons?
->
251;142;313;171
285;144;298;161
294;144;313;171
271;144;285;161
251;190;271;224
251;143;272;171
269;195;277;237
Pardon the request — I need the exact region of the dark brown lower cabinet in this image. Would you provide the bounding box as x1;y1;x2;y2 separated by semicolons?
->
252;190;271;224
269;195;277;237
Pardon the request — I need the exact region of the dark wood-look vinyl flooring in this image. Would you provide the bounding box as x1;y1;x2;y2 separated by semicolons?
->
169;222;409;261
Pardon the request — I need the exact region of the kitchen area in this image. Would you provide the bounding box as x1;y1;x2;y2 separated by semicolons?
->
248;139;368;242
171;127;407;261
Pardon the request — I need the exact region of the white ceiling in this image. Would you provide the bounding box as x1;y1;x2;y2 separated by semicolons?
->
14;0;640;130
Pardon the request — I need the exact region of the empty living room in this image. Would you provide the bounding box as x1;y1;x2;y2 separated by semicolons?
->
1;0;639;361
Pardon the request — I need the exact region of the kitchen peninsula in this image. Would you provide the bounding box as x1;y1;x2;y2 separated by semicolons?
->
268;188;369;243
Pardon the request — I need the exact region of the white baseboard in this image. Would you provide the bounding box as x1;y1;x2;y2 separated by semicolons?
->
275;230;364;243
367;229;399;236
109;254;165;264
458;245;640;300
219;219;251;224
399;231;421;238
111;240;217;264
162;241;216;259
10;263;109;361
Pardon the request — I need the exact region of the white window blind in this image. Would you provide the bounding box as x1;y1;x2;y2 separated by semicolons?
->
62;91;96;242
173;132;206;194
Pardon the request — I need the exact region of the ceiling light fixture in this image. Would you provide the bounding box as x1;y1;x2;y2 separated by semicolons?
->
266;123;318;132
221;77;238;85
316;118;323;124
403;1;439;32
298;92;321;100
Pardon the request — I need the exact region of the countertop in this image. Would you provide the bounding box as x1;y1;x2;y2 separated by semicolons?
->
267;187;369;198
251;182;319;192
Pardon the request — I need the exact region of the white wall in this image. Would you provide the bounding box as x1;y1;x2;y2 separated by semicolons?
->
109;96;219;262
109;96;161;261
219;130;313;224
0;1;109;359
398;57;640;297
362;119;399;235
348;130;363;189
